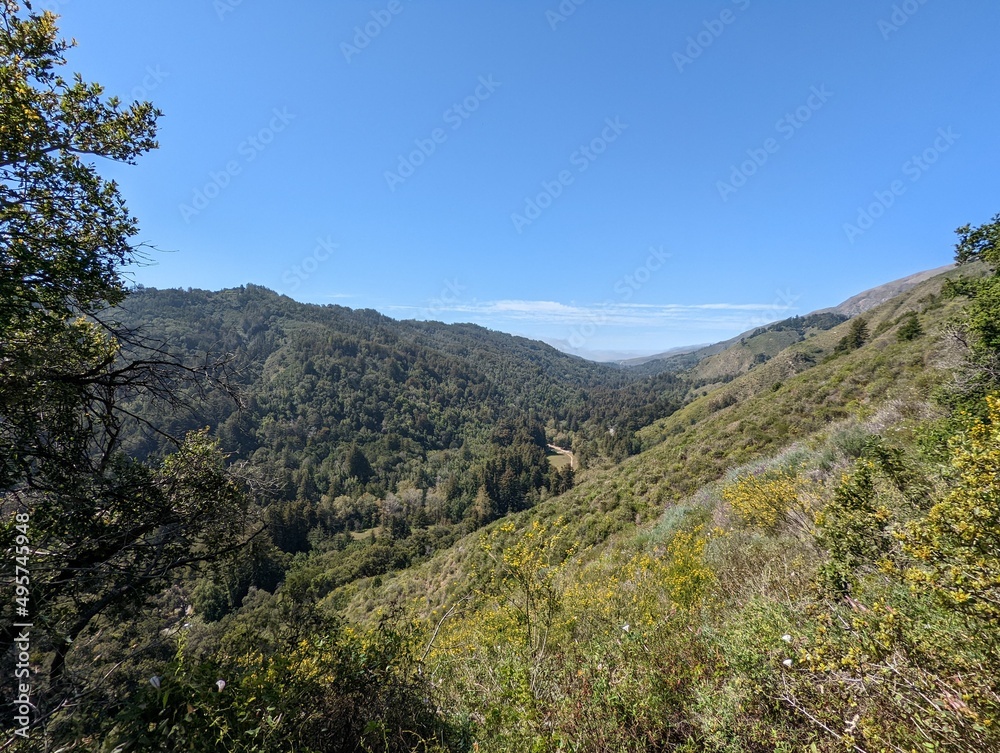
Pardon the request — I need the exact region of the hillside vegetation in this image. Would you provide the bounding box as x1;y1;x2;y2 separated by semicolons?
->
19;235;998;752
5;9;1000;750
324;242;1000;752
341;261;977;618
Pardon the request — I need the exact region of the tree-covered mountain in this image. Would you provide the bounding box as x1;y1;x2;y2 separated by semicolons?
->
17;240;1000;753
325;249;1000;753
7;8;1000;750
114;284;689;552
86;238;999;753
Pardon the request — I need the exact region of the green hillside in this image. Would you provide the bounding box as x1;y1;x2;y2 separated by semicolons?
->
315;257;1000;752
341;262;978;620
5;8;1000;750
9;222;1000;753
117;285;688;533
13;249;1000;752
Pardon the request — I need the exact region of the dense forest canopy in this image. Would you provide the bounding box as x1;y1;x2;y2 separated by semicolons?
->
3;3;1000;751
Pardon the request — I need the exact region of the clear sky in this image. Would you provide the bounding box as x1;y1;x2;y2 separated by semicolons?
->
48;1;1000;358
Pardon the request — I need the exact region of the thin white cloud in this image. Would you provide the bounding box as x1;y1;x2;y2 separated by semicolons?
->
384;298;796;329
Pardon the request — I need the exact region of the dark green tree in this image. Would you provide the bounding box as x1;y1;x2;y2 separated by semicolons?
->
945;213;1000;400
954;213;1000;266
346;444;374;483
896;311;923;342
835;317;869;354
0;4;254;743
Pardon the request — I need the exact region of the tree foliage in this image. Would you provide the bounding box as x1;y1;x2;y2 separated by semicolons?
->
954;212;1000;266
0;4;253;743
834;316;869;354
946;213;1000;397
903;395;1000;619
0;2;158;333
895;310;923;341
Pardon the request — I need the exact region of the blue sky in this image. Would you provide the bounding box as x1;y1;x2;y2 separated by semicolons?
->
49;1;1000;358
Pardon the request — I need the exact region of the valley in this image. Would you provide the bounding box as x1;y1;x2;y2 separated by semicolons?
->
4;6;1000;748
72;251;999;752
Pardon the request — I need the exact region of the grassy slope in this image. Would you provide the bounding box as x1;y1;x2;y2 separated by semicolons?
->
340;265;975;622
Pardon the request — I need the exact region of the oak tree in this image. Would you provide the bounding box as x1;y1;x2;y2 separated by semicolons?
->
0;3;253;742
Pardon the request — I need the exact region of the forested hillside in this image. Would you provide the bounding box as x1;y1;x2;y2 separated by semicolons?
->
11;241;1000;751
4;7;1000;750
330;238;1000;752
117;285;687;535
37;245;998;753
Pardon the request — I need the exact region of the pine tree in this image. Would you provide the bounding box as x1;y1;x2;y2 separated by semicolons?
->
835;317;869;354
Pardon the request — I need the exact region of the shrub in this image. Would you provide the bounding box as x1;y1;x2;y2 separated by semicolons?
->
721;470;806;531
896;311;923;341
902;394;1000;619
98;617;455;752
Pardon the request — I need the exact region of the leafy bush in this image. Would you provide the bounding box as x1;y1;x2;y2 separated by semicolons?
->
903;395;1000;619
721;470;807;531
97;616;457;753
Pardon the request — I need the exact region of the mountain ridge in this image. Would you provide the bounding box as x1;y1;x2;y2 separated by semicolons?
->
597;263;954;368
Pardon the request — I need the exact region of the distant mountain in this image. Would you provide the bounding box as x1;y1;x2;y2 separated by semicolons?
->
816;264;954;317
619;264;955;378
540;339;655;364
611;343;712;367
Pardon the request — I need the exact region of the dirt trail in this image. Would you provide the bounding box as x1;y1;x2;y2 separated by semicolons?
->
546;443;576;470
